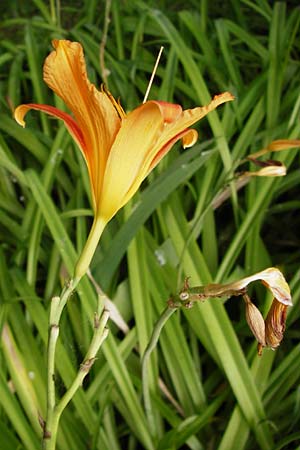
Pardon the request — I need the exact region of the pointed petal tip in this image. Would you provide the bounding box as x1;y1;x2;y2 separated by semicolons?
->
51;39;66;50
51;39;59;48
214;91;235;103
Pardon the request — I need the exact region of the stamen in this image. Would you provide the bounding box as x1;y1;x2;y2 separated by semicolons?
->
143;46;164;104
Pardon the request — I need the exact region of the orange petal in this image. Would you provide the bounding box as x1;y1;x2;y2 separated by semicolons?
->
43;40;122;199
14;102;99;208
148;127;199;173
14;103;85;150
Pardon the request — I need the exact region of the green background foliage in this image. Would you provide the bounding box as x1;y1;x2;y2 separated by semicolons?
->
0;1;300;449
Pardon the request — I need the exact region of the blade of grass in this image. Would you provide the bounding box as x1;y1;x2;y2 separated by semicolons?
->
158;391;227;450
127;225;162;439
25;24;50;135
266;2;286;134
0;373;40;450
215;19;243;92
101;333;155;450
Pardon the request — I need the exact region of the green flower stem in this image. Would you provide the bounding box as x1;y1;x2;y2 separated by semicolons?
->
43;214;107;449
141;306;177;437
44;301;110;450
43;278;80;447
74;217;107;280
45;298;59;441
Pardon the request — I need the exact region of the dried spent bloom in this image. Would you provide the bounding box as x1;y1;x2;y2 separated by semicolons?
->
204;267;292;354
168;268;292;354
14;39;234;279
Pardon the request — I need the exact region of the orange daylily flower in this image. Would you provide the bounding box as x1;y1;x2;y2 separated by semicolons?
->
14;40;234;278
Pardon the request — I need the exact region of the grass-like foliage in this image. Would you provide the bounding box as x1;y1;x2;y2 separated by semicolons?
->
1;1;300;449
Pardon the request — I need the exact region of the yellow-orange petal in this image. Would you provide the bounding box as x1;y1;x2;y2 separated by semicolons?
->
117;127;197;208
99;101;165;221
182;92;234;127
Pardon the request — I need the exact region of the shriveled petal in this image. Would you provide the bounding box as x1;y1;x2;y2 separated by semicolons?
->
232;268;292;306
202;267;292;306
43;40;122;202
242;165;287;177
265;299;288;348
99;101;165;221
257;268;292;306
